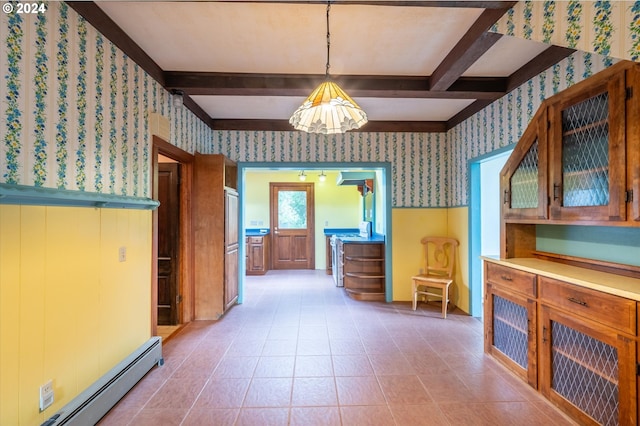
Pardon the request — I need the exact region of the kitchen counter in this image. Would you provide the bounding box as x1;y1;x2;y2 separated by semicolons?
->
246;228;269;236
482;256;640;302
324;228;359;236
338;234;385;243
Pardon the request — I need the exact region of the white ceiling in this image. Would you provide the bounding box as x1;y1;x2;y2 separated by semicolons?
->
88;1;561;129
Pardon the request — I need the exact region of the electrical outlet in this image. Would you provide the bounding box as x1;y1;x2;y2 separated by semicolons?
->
118;246;127;262
325;220;329;226
39;380;54;412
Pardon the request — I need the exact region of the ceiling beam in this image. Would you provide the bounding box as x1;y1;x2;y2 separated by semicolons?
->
165;72;507;100
429;5;511;91
446;45;576;129
215;1;517;8
211;119;447;133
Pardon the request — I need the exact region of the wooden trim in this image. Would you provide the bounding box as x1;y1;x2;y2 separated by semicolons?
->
531;250;640;280
212;119;447;133
214;1;517;7
152;136;195;337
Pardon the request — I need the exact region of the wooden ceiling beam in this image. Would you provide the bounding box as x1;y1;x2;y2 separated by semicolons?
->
165;72;507;100
429;5;510;92
215;1;517;8
211;119;447;133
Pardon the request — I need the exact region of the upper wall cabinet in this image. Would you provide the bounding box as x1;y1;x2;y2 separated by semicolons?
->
548;70;627;222
501;61;640;229
501;107;548;221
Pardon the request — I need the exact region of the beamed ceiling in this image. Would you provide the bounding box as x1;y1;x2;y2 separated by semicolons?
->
67;1;575;133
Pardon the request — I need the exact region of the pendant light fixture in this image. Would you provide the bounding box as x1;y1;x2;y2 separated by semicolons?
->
289;1;367;134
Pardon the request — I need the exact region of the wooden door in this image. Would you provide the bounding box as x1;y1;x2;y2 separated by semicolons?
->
270;182;315;270
157;163;180;325
224;189;239;310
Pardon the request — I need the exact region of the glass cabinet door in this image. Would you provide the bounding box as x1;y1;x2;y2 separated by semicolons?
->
549;74;627;222
539;306;637;426
501;108;548;220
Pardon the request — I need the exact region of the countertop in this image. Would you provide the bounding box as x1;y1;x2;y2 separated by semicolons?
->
481;256;640;302
323;228;360;236
246;228;270;236
338;234;385;244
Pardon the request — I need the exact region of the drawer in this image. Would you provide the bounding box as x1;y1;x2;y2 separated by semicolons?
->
248;236;263;244
485;263;537;297
539;276;636;335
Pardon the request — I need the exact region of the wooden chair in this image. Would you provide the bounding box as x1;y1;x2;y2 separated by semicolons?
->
411;237;459;318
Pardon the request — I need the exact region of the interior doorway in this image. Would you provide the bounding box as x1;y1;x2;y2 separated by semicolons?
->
151;136;195;339
469;148;512;317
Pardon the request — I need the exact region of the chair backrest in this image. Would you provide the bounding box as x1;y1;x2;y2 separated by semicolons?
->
421;237;459;278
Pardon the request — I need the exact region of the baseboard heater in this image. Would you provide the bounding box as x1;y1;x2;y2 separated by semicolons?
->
42;337;163;426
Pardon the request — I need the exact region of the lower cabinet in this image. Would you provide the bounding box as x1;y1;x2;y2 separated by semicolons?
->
539;305;637;426
342;242;385;301
246;235;269;275
484;260;639;426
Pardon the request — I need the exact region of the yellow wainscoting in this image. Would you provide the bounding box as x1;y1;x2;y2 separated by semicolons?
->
0;205;152;425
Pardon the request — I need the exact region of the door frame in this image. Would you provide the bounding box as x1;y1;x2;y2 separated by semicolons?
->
468;145;513;317
151;136;195;336
237;161;393;304
269;182;316;270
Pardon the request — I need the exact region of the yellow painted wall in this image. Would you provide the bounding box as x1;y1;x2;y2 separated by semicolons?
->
447;207;469;314
244;170;361;269
390;208;448;301
0;205;152;425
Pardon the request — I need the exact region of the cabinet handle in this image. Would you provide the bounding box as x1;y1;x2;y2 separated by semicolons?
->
542;326;547;344
500;275;513;282
503;189;509;204
567;297;588;307
553;184;560;201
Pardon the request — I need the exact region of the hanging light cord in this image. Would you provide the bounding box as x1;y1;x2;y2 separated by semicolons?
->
325;1;331;77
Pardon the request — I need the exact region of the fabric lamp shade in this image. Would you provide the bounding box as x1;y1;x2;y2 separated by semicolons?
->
289;80;368;134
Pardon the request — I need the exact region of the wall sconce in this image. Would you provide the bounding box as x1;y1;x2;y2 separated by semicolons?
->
298;171;307;181
171;90;184;108
318;171;326;182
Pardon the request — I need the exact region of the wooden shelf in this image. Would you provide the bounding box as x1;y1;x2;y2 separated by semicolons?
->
494;316;528;335
345;272;385;279
562;118;608;138
552;345;618;385
344;256;384;262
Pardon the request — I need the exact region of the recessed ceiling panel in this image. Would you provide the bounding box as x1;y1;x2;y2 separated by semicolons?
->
464;35;551;76
97;2;483;76
192;95;474;122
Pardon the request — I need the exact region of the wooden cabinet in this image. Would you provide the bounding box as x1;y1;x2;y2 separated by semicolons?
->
484;259;639;426
246;235;270;275
342;242;385;301
501;62;640;258
548;69;628;222
484;263;538;388
193;153;238;319
501;107;549;221
539;304;637;425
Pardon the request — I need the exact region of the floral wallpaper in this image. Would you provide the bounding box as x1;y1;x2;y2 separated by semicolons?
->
493;1;640;62
1;2;212;198
0;2;634;208
208;131;449;208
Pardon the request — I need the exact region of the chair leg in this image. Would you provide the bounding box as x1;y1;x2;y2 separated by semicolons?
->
442;285;448;319
412;281;417;310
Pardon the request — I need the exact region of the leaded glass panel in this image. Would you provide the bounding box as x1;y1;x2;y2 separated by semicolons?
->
493;295;528;369
510;139;539;209
561;92;610;207
551;321;618;426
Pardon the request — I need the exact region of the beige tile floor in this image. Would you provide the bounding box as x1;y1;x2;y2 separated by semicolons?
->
99;269;577;426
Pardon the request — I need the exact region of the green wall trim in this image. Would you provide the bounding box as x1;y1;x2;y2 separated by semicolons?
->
0;183;159;210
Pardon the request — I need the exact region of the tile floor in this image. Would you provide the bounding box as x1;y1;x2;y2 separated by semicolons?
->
99;270;576;426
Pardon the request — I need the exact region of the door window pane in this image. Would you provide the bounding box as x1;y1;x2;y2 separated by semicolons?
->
278;191;307;229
